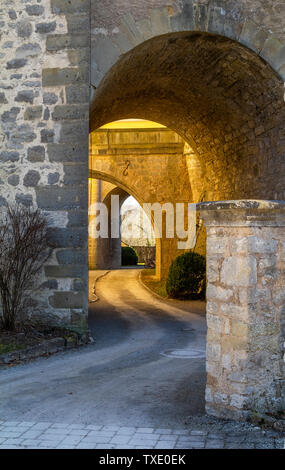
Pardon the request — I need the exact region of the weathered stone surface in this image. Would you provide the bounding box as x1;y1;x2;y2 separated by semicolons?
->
15;193;33;206
0;92;8;104
45;265;85;278
0;151;19;162
49;292;84;309
8;174;19;186
51;0;90;14
56;249;88;265
24;170;41;187
40;129;54;143
42;67;89;86
36;186;87;211
15;90;34;104
52;105;89;121
43;92;58;105
6;58;27;69
200;201;285;421
24;106;42;120
48;143;88;162
47;228;87;249
221;256;257;287
48;172;60;185
16;43;41;58
46;34;89;51
27;146;45;162
16;20;32;38
66;85;89;104
35;21;56;34
1;107;20;122
25;5;44;16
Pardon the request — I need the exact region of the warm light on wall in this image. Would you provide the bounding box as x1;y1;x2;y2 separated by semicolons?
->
100;119;166;130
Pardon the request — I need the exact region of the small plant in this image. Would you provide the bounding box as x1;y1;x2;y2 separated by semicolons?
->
166;251;206;299
0;204;51;331
121;246;138;266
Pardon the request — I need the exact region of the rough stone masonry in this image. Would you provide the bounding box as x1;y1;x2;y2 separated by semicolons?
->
0;0;285;422
0;0;90;328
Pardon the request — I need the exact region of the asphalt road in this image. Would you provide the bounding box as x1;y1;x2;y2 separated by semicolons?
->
0;269;207;428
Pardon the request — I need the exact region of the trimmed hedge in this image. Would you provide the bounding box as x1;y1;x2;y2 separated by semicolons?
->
121;246;138;266
166;252;206;299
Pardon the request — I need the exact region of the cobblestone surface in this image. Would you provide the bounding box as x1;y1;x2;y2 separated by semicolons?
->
0;421;283;449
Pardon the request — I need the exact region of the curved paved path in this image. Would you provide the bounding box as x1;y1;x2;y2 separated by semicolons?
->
0;269;282;449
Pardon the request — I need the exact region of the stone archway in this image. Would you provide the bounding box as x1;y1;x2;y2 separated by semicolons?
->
1;0;284;423
89;6;285;421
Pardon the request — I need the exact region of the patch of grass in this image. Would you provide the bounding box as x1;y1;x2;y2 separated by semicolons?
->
0;343;24;355
141;269;168;298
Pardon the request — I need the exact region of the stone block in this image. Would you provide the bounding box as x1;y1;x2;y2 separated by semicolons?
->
52;105;89;121
221;256;257;287
120;13;143;46
193;3;208;31
66;15;89;34
45;265;85;278
207;284;233;302
207;236;227;254
46;34;89;51
17;20;32;38
25;5;44;16
66;85;89;104
0;92;8;104
24;170;41;187
16;43;41;58
49;292;84;309
63;163;88;184
56;249;88;265
8;175;19;186
231;321;248;338
150;7;171;36
207;342;221;362
0;151;19;162
51;0;90;14
47;228;87;249
59;121;89;143
208;7;226;35
35;22;57;34
41;129;54;143
36;186;88;211
136;18;153;41
67;210;88;227
6;59;27;69
42;67;88;87
112;31;134;54
91;36;120;80
207;314;222;334
43;92;58;105
48;143;88;163
260;37;285;72
46;338;65;353
171;0;195;32
24;106;42;120
15;90;34;104
48;172;60;185
248;236;278;254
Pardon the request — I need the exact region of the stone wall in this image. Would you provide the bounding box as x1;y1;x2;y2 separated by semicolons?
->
89;127;195;279
90;1;285;203
0;0;90;328
199;201;285;420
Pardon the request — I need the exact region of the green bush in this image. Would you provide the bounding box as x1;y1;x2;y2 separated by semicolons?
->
166;252;206;299
121;246;138;266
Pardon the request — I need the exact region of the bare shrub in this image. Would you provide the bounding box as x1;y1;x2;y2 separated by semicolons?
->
0;204;51;331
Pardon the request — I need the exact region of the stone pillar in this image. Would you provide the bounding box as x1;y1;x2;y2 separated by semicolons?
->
198;200;285;421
